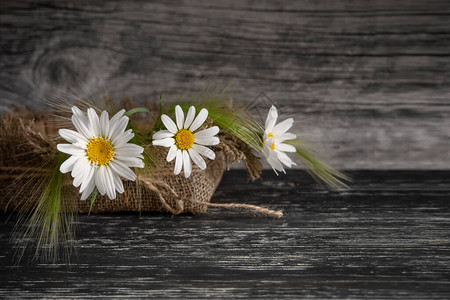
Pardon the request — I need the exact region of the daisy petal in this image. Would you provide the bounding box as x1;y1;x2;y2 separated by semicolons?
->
167;144;177;162
114;152;144;168
115;144;144;157
100;110;110;137
152;137;175;147
109;160;136;181
188;148;206;170
59;129;87;144
57;144;85;156
72;115;93;139
71;106;89;127
95;166;107;195
277;142;296;153
192;144;215;160
174;150;183;175
80;178;95;200
109;116;129;141
195;137;220;146
267;152;285;174
276;150;297;168
273;118;294;135
265;105;278;133
265;136;275;148
262;147;278;174
60;155;80;173
72;157;91;183
184;106;196;129
194;126;219;139
161;114;178;133
277;133;297;141
175;105;184;129
107;109;126;139
87;108;101;136
153;130;174;140
73;163;89;188
113;130;135;147
189;108;208;132
73;173;84;188
113;173;124;194
79;166;95;193
262;145;270;157
115;156;145;168
104;167;116;199
182;150;192;178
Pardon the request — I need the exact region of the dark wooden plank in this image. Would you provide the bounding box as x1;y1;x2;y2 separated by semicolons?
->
0;170;449;298
0;1;449;169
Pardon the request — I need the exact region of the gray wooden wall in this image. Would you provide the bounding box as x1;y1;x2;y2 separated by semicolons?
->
1;0;449;169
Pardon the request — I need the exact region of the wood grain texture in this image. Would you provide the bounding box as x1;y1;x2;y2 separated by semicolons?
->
1;170;449;298
0;171;450;299
0;0;449;169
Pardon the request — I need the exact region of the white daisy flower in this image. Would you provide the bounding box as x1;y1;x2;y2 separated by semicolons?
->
263;105;297;174
152;105;219;178
57;106;145;200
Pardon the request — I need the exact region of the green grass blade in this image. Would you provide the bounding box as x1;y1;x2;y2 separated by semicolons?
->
13;152;76;263
89;187;99;215
286;139;351;190
124;107;150;117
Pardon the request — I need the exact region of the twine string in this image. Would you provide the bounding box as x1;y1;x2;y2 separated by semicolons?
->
138;176;283;218
138;177;184;214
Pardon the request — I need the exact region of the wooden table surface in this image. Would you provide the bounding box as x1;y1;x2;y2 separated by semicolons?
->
1;170;449;299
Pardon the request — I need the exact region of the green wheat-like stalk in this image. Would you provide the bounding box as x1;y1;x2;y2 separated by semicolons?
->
286;139;350;190
13;152;75;263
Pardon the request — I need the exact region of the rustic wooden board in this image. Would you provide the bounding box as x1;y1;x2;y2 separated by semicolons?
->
0;170;449;299
0;1;449;169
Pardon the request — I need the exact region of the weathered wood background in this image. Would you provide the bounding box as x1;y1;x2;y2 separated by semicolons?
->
0;0;449;169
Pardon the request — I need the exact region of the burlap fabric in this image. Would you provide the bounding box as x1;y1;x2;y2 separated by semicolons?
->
0;113;228;214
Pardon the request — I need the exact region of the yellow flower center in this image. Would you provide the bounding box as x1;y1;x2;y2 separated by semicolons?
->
267;132;275;150
175;129;194;150
86;137;115;165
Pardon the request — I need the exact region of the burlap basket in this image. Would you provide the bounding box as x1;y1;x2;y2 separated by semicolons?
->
0;111;263;215
0;114;227;215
